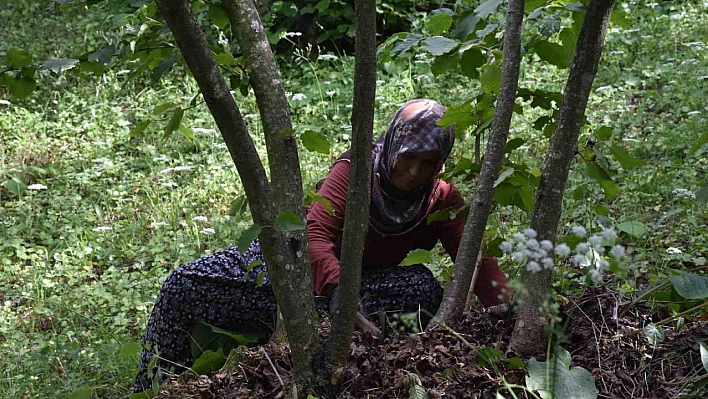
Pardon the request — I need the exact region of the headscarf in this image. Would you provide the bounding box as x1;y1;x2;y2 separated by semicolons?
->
369;99;456;234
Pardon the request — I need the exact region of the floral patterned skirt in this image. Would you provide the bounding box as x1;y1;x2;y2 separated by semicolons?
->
134;240;442;393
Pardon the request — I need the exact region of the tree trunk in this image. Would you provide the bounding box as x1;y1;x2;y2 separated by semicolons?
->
223;0;323;391
508;0;617;356
328;0;377;373
432;0;526;326
156;0;322;393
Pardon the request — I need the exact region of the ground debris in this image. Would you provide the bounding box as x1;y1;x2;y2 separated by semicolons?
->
157;287;707;399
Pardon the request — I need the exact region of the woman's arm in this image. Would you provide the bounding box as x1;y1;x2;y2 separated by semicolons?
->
437;184;511;306
307;161;351;296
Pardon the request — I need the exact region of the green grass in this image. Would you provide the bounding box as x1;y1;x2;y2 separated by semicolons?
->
1;0;707;398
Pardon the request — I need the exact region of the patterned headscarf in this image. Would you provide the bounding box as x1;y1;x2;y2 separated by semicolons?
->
370;99;456;234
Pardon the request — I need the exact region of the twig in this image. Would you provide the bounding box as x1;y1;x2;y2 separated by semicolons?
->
260;346;284;388
620;301;708;338
355;311;382;338
619;279;672;318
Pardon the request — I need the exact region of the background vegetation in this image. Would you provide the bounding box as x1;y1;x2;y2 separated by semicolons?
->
1;0;706;397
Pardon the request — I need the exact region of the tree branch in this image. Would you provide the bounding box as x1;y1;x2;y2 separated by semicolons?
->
432;0;526;326
509;0;617;356
153;0;274;225
329;0;377;371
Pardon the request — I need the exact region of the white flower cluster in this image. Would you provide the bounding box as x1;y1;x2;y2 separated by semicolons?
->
192;216;208;223
672;188;696;199
500;226;625;283
317;54;338;61
291;93;307;101
499;228;555;273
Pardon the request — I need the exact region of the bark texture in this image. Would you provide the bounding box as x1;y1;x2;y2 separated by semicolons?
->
432;0;526;326
328;0;377;371
156;0;321;392
508;0;617;356
223;0;321;390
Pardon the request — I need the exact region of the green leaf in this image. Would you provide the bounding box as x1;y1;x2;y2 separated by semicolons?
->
494;168;515;187
519;183;536;211
256;271;267;287
438;101;475;131
305;190;335;215
129;120;152;137
208;5;230;29
9;76;36;99
481;62;501;94
426;12;453;36
152;102;175;115
247;259;262;272
163;107;184;137
586;163;619;201
301;130;331;154
119;341;142;358
610;145;646;170
505;138;525;153
526;347;598;399
238;224;262;252
477;346;504;368
596;126;612;141
228;195;249;217
696;186;708;205
5;177;27;195
315;0;330;13
616;220;647;237
88;45;115;65
68;385;92;399
427;207;460;224
452;14;480;41
409;384;428;399
42;58;79;73
275;211;305;231
421;37;458;56
644;324;665;345
599;179;620;202
593;204;609;216
191;349;227;375
534;40;572;69
474;0;504;19
431;52;460;77
178;124;195;142
611;7;631;29
391;34;423;57
209;325;264;345
525;0;547;13
689;132;708;155
151;53;177;83
460;47;485;78
669;269;708;300
215;52;235;66
400;249;432;266
700;342;708;373
6;49;33;69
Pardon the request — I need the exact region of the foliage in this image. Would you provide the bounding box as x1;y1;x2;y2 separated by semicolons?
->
0;0;707;397
526;347;599;399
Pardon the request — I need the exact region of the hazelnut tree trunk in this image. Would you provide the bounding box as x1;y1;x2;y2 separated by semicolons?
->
509;0;617;356
155;0;377;395
432;0;526;326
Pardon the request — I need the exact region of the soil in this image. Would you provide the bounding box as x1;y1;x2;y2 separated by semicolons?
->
156;286;708;399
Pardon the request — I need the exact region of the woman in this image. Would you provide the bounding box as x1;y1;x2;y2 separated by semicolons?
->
134;99;510;393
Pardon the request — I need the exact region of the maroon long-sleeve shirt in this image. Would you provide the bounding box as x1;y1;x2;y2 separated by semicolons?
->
307;160;510;306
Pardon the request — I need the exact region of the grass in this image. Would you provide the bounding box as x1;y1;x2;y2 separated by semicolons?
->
1;0;707;398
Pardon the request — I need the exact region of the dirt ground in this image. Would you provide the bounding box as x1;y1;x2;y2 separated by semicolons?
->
156;287;708;398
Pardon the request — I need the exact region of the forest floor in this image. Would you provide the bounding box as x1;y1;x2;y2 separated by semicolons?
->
156;286;708;399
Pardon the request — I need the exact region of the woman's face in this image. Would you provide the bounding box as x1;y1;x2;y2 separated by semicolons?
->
391;150;441;191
